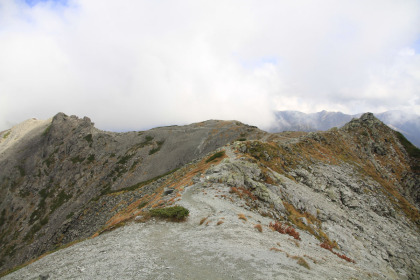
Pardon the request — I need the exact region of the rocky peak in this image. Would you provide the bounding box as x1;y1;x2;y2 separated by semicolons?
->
342;112;385;130
51;113;94;132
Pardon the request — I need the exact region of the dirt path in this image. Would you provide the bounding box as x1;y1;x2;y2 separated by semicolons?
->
2;147;373;280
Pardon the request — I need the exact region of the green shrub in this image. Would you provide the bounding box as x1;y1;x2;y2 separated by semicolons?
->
149;141;164;155
24;222;42;242
2;131;11;139
87;154;95;163
17;166;25;177
40;217;49;225
42;125;51;136
84;134;93;143
149;147;159;155
206;151;225;163
395;131;420;158
117;154;134;165
149;206;189;221
0;209;5;227
138;201;148;209
71;155;85;164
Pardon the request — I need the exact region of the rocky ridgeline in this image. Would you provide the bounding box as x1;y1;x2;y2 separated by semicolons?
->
0;113;419;279
0;113;265;274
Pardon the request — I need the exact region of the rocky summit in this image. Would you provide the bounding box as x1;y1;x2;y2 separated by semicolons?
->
0;113;419;279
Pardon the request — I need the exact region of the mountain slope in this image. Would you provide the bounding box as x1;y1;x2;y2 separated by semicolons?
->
1;113;419;279
0;113;266;274
271;110;420;148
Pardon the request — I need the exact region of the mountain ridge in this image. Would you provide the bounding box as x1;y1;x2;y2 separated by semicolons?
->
271;110;420;148
0;112;419;279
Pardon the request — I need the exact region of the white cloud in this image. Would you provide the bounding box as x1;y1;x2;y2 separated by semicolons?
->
0;0;419;131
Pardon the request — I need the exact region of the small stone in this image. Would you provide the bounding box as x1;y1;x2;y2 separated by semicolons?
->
39;274;49;280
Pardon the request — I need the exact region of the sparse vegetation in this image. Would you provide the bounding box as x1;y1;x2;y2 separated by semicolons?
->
395;131;420;158
71;155;85;164
149;206;189;221
50;190;72;213
269;221;301;240
238;213;247;221
270;247;283;252
254;224;263;232
206;151;226;163
137;201;148;209
24;222;42;242
42;125;51;136
217;220;224;225
149;140;165;155
84;134;93;143
117;154;134;165
320;241;355;263
0;209;5;227
105;167;180;195
230;187;257;201
199;217;208;225
40;217;49;226
291;256;310;270
87;154;95;163
16;166;25;177
2;130;11;139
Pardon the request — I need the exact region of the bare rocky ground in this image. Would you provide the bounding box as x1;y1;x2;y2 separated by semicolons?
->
1;113;419;279
2;184;366;280
3;143;418;280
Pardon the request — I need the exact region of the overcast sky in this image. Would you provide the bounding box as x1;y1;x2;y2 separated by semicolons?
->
1;0;419;131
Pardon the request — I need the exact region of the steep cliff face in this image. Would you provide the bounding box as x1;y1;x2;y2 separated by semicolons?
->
0;113;419;279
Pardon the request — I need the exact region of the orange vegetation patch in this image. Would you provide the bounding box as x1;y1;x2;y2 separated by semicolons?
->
229;187;257;201
254;224;263;232
283;201;337;249
320;241;355;263
270;247;283;252
238;213;247;221
269;221;301;241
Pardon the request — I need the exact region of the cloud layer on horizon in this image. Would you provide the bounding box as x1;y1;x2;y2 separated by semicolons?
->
1;0;420;131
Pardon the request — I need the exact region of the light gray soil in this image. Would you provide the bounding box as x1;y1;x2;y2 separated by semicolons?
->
3;180;381;280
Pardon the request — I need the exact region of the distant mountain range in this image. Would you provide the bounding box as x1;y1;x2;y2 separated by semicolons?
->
270;110;420;147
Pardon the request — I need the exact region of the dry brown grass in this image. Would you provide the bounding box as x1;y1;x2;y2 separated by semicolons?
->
304;254;318;264
320;241;355;263
289;238;300;247
217;220;224;225
270;247;283;252
199;217;208;225
254;224;263;232
230;187;257;201
238;213;247;221
291;256;310;270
